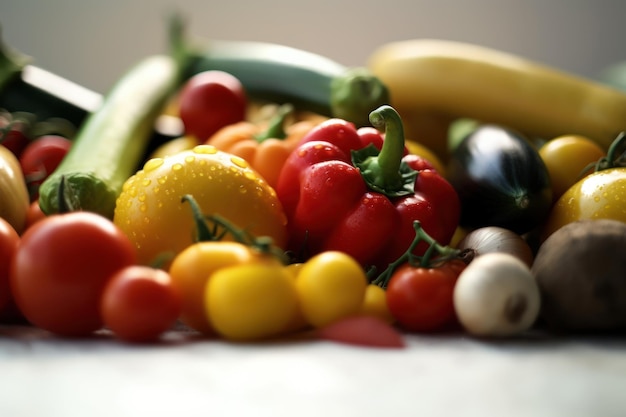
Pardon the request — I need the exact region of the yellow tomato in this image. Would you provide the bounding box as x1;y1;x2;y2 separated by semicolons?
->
541;168;626;240
113;145;288;266
168;241;263;334
538;135;606;201
295;251;368;328
206;262;300;341
360;284;394;324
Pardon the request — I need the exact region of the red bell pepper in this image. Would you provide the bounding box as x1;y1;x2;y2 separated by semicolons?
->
275;105;460;272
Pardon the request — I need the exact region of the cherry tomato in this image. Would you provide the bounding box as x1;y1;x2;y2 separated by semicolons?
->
385;260;466;332
168;241;264;335
541;167;626;239
206;261;300;341
0;111;31;158
101;265;182;343
360;283;394;324
0;218;20;312
19;135;72;200
10;211;137;336
538;135;606;201
294;251;368;328
178;70;247;141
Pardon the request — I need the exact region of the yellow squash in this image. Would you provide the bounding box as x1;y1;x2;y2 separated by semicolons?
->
368;39;626;158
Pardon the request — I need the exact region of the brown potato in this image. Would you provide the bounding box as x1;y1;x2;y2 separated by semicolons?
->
531;219;626;332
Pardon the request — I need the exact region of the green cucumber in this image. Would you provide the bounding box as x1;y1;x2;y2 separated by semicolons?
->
38;54;181;219
173;21;389;127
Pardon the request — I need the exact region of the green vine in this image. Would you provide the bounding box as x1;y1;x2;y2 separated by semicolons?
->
596;131;626;171
579;131;626;178
181;194;288;264
370;220;472;289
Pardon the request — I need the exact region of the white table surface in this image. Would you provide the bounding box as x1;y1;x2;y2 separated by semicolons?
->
1;324;625;417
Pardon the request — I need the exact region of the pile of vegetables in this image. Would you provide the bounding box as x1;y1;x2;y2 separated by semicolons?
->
2;15;626;348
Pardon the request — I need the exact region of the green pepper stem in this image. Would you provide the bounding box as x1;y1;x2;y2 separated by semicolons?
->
352;105;416;197
254;103;293;143
370;220;463;289
368;105;406;189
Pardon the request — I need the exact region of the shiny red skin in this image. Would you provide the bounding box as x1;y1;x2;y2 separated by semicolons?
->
275;118;460;271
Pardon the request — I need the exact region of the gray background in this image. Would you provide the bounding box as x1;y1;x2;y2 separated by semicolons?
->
2;0;625;93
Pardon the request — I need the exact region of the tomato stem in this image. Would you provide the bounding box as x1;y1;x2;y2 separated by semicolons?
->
181;194;224;242
181;194;288;263
370;220;463;288
206;214;289;263
254;103;293;143
594;131;626;171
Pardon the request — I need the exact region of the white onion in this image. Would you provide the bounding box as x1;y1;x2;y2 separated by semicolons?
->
456;226;534;267
453;252;541;337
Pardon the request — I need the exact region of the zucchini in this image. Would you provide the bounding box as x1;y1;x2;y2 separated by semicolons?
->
176;26;389;127
368;39;626;153
446;124;552;235
38;54;181;219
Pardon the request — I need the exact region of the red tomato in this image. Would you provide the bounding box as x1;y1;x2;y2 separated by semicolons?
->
101;265;182;343
10;211;137;336
19;135;72;200
178;70;247;141
0;113;31;158
385;260;466;332
0;218;20;312
317;315;405;348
